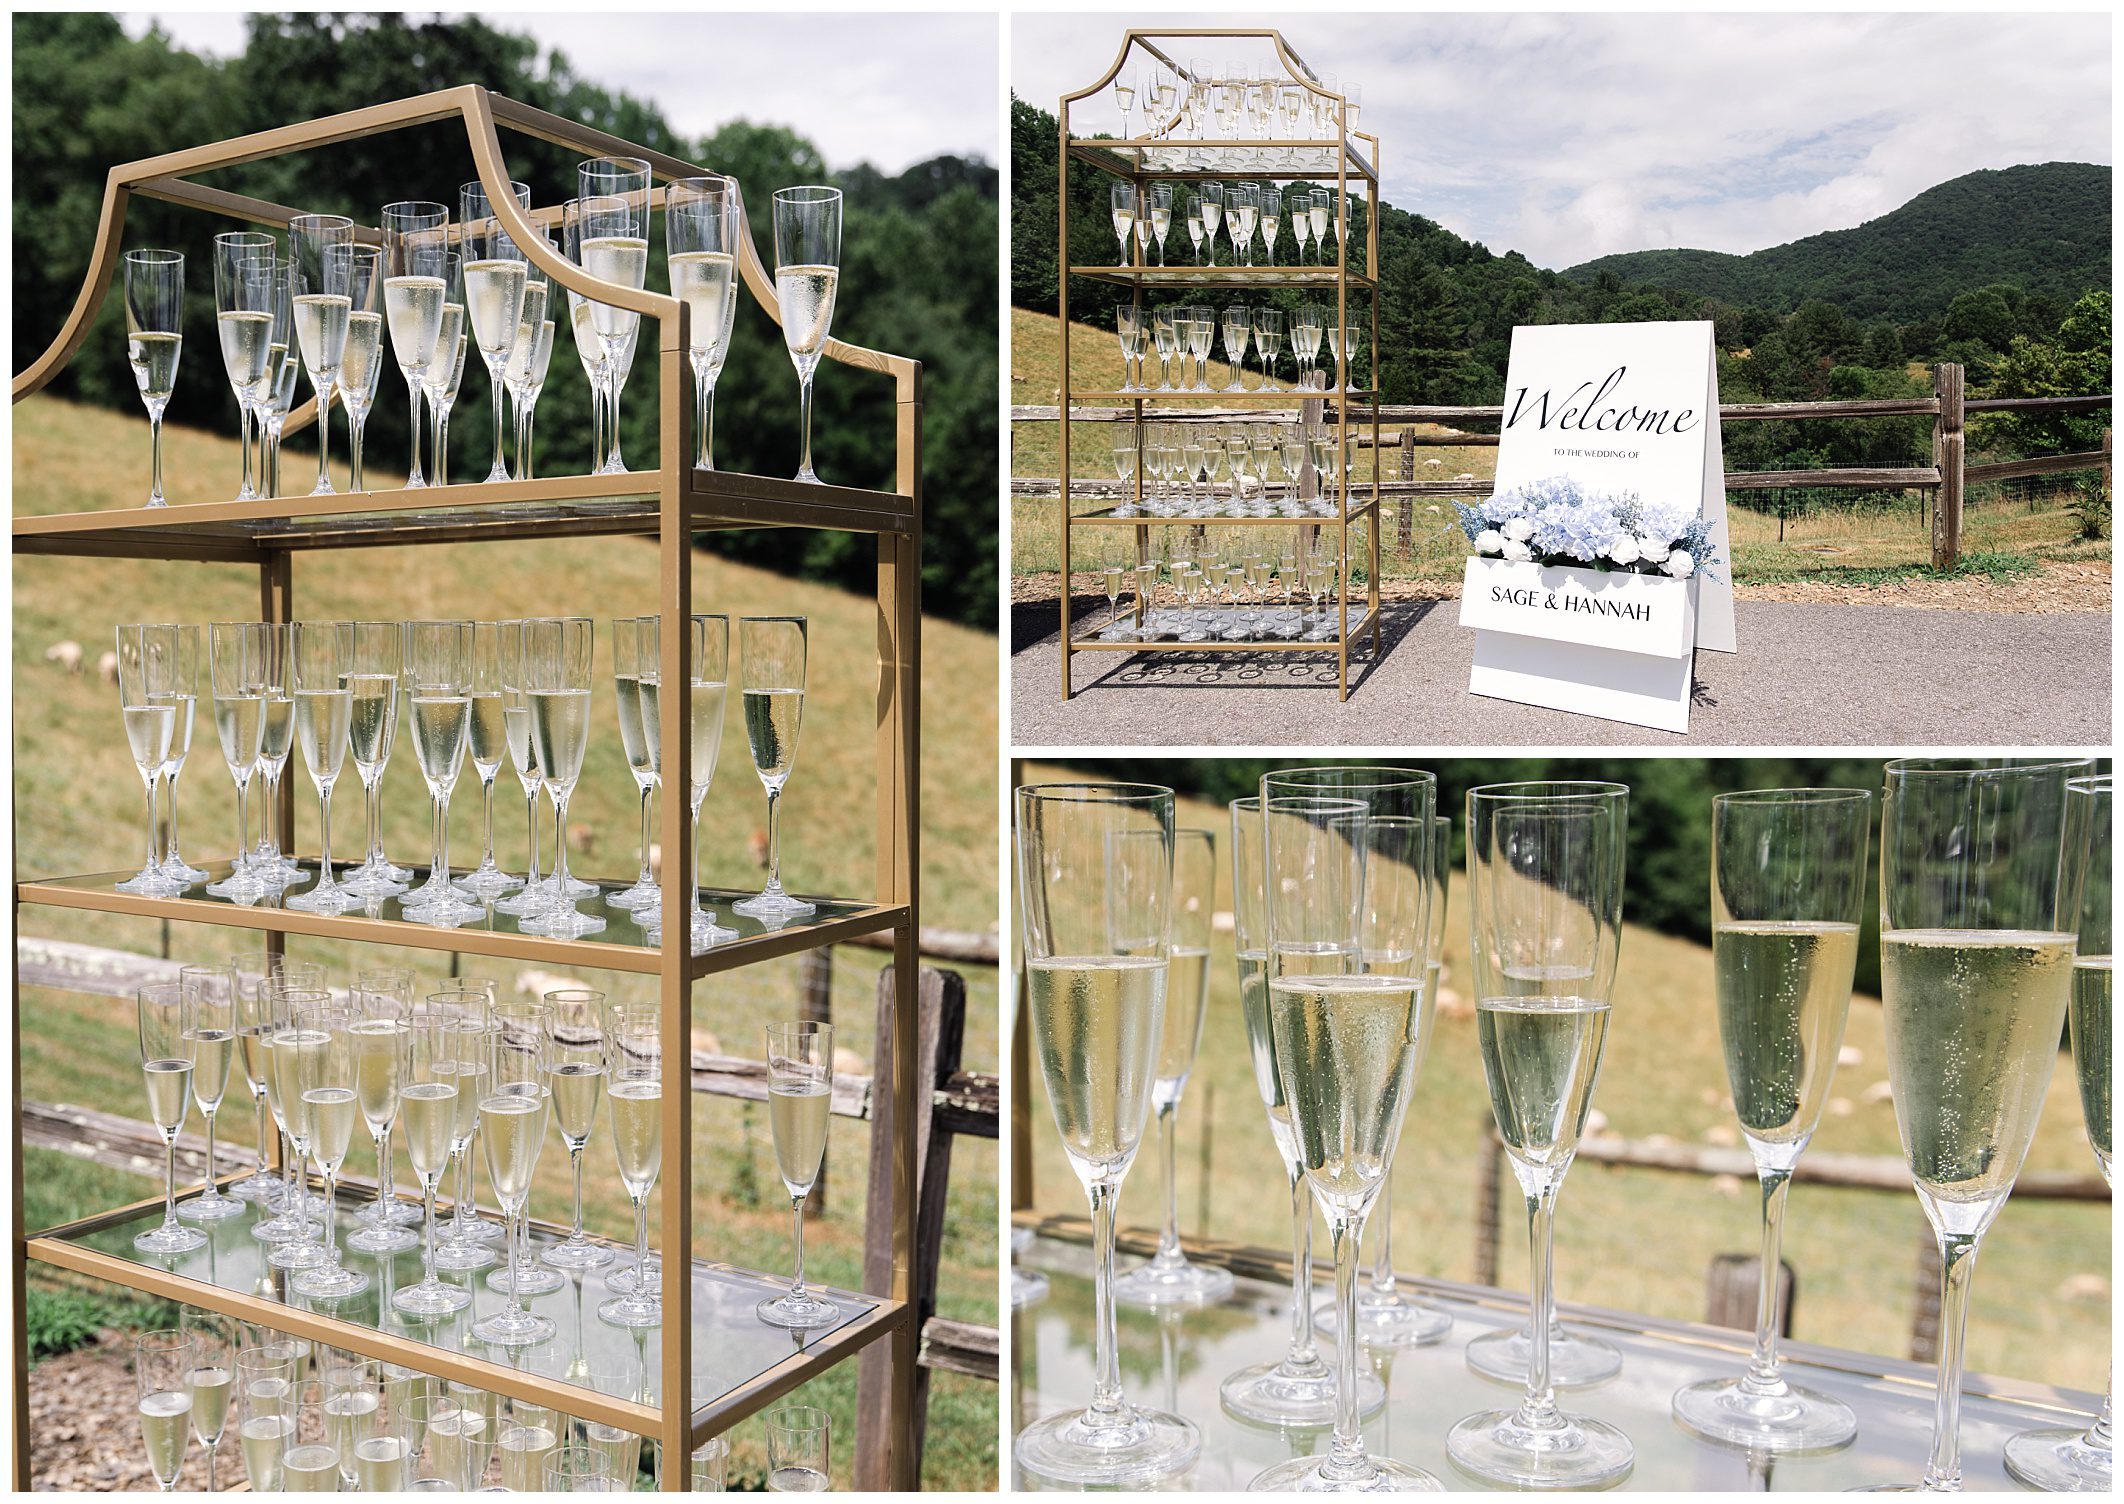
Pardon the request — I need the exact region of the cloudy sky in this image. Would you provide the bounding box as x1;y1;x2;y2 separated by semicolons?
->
124;11;999;173
1014;11;2110;268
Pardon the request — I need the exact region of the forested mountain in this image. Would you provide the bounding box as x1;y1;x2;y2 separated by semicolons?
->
1565;163;2110;323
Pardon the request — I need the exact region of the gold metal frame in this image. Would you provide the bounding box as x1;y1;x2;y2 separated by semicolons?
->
10;84;923;1489
1054;28;1383;702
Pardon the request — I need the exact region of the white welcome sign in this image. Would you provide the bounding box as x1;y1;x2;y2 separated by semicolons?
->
1459;320;1737;734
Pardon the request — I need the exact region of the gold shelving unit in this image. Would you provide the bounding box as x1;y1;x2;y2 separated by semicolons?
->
9;85;923;1490
1056;28;1382;701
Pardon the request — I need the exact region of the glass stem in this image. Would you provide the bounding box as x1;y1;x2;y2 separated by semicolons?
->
149;412;167;504
524;786;542;888
316;783;335;878
570;1146;586;1241
1370;1179;1396;1295
790;1194;808;1298
407;383;425;486
1742;1170;1793;1393
591;372;606;473
481;775;498;870
376;1126;395;1219
1326;1210;1371;1477
702;379;718;472
166;769;184;864
635;782;655;887
1924;1231;1982;1491
314;381;333;492
608;371;626;471
432;792;451;887
796;374;816;478
1083;1175;1130;1427
202;1109;217;1194
633;1191;650;1282
504;1203;524;1318
1156;1102;1181;1258
763;788;785;895
141;774;160;873
254;1091;270;1179
238;403;256;498
1287;1163;1320;1367
689;798;708;924
524;401;538;482
350;412;366;492
283;1129;300;1219
423;1177;439;1283
365;777;382;870
489;365;508;479
551;791;573;888
1516;1185;1566;1431
321;1169;338;1262
163;1132;180;1229
692;359;711;468
453;1143;474;1228
233;778;251;878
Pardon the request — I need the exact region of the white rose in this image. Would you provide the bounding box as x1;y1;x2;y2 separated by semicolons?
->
1605;536;1641;566
1474;528;1505;555
1502;539;1533;563
1502;516;1535;542
1635;535;1670;563
1663;550;1695;578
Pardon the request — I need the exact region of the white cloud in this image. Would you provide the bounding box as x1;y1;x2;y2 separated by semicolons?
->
1013;12;2109;266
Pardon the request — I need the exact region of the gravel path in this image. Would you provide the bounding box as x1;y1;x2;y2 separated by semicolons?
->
1009;599;2111;747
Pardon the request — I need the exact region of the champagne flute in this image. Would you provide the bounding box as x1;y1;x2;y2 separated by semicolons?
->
134;981;208;1254
250;969;328;1246
1199;181;1224;265
292;1001;373;1300
321;1355;381;1488
176;963;245;1223
493;620;552;920
235;1343;296;1490
758;1021;841;1328
560;197;613;473
659;613;739;950
522;616;604;937
765;1406;830;1492
2004;772;2113;1491
472;998;557;1345
229;959;284;1203
402;619;482;923
506;244;555;480
137;1328;195;1490
1187;195;1204;265
579;157;651;474
346;970;422;1255
540;989;614;1270
667;176;743;470
691;1434;731;1490
264;986;335;1274
205;621;269;899
342;620;409;896
1221;304;1249;393
1310;187;1333;265
285;620;357;914
1871;756;2091;1491
1448;781;1633;1489
1672;789;1871;1450
547;1446;619;1491
253;619;300;883
1115;827;1230;1307
281;1372;342;1491
435;984;507;1265
289;214;354;495
1012;781;1198;1485
149;622;207;886
332;243;386;491
1253;308;1284;394
259;255;300;498
1150;183;1174;265
392;1001;477;1316
459;620;522;898
1113;70;1135;136
181;1311;238;1491
1110;182;1138;265
382;200;449;488
772;185;842;484
599;1001;665;1328
609;617;662;912
213;233;275;500
1259;183;1282;265
123;248;184;507
732;616;814;919
420;251;467;488
459;178;533;483
1114;305;1141;393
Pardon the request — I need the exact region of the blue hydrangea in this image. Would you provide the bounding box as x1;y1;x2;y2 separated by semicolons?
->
1461;473;1723;575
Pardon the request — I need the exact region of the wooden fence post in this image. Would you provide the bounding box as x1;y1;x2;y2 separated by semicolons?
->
1931;363;1965;569
798;947;834;1210
1397;429;1416;557
1705;1252;1794;1335
1473;1120;1502;1289
1910;1223;1944;1363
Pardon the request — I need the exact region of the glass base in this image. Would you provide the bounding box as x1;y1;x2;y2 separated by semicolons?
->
541;1238;616;1271
1314;1290;1453;1348
345;1222;421;1255
446;1210;507;1243
393;1278;474;1318
2003;1423;2113;1491
644;911;740;954
1114;1252;1235;1308
733;887;815;919
1249;1453;1442;1492
608;877;660;911
206;866;275;900
1671;1374;1858;1453
460;859;523;898
1011;1269;1050;1309
1445;1407;1634;1489
158;854;210;884
598;1293;662;1329
355;1195;425;1228
605;1260;660;1297
488;1261;564;1297
492;883;553;917
286;874;355;913
292;1261;372;1301
268;1238;331;1271
1221;1356;1385;1428
1466;1324;1623;1388
133;1219;208;1255
176;1187;250;1223
757;1290;842;1330
472;1307;556;1346
229;1168;282;1202
116;866;185;897
251;1213;323;1246
1015;1404;1200;1487
342;861;411;897
433;1238;498;1272
523;902;607;938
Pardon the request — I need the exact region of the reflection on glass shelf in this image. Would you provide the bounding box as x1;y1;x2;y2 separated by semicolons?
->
20;861;878;962
1011;1232;2099;1492
1069;140;1375;178
53;1191;875;1427
1069;267;1376;288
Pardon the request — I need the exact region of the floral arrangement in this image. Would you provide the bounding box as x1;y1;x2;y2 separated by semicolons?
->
1455;476;1720;579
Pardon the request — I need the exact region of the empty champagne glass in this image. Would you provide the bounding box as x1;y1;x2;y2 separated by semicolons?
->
773;185;842;484
2004;772;2113;1491
332;243;385;491
235;1342;296;1490
462;619;523;897
1115;827;1231;1307
759;1021;841;1328
765;1406;830;1492
402;619;482;923
285;620;357;913
609;617;662;912
473;999;557;1345
346;970;422;1255
460;178;533;482
1448;781;1633;1489
599;1001;665;1328
134;981;207;1255
342;619;410;897
1013;781;1198;1485
213;233;274;501
540;989;614;1271
382;200;449;488
420;251;467;488
668;175;743;470
523;616;604;937
1672;789;1870;1451
1872;757;2092;1491
123;248;184;507
392;1002;478;1316
205;621;269;898
291;1001;372;1300
137;1328;195;1490
734;616;814;920
175;964;244;1223
288;214;354;495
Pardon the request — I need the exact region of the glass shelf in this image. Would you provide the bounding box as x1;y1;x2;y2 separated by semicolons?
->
16;862;901;981
1065;388;1378;405
1071;498;1377;525
1068;265;1376;291
31;1187;888;1441
1067;138;1377;181
1069;608;1375;652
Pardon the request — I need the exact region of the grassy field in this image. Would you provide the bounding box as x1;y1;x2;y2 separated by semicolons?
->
1009;309;2107;585
1018;765;2112;1395
14;395;1000;1490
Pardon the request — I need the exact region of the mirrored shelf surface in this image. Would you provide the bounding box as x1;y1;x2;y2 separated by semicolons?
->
1068;265;1376;290
1066;138;1378;180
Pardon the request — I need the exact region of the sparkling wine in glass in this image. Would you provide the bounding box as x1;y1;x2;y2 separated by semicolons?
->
522;616;604;937
419;252;467;488
539;988;614;1271
344;969;422;1255
667;176;743;471
773;185;843;484
733;616;814;920
401;619;482;924
391;1003;477;1316
289;214;354;496
204;621;270;899
648;614;739;952
472;999;557;1345
134;982;208;1255
331;243;386;491
462;619;524;898
434;987;507;1271
492;620;554;922
608;616;662;913
123;248;184;507
1672;788;1870;1451
343;619;411;897
137;1328;196;1491
284;620;356;913
578;157;651;473
145;622;206;887
459;177;533;483
506;242;555;480
234;1343;295;1490
213;232;275;501
175;963;245;1224
382;200;449;488
258;256;301;498
758;1021;842;1328
599;1001;665;1328
289;1001;372;1301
